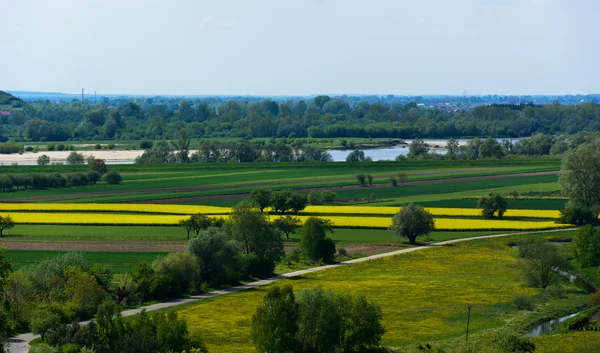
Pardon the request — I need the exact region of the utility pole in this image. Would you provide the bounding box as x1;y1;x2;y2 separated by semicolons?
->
466;305;472;342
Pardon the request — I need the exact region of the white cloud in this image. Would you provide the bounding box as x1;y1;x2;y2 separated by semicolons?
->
12;25;25;33
531;0;547;8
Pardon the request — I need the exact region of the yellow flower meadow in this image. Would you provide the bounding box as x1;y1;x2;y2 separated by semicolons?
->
303;206;561;219
0;203;230;215
6;212;189;225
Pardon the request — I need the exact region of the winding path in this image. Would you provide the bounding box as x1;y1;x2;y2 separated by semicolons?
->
7;227;576;353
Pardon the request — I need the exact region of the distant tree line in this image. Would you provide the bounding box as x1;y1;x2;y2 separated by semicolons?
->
1;93;599;142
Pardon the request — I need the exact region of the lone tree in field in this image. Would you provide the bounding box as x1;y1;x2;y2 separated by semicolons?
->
367;174;373;186
104;171;122;185
477;192;508;218
179;218;195;239
273;215;301;239
89;158;108;174
390;204;435;245
250;188;273;212
356;174;366;187
397;173;408;186
559;141;600;224
0;215;14;237
390;176;398;187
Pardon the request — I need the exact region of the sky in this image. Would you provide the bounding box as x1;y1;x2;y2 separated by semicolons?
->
1;0;599;96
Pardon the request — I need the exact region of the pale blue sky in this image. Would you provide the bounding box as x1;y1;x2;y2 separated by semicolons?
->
1;0;598;95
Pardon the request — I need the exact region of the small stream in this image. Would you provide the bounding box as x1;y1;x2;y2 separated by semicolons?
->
526;312;580;337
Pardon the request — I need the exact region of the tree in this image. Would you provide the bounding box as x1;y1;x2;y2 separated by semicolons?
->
179;218;194;239
346;150;366;162
518;239;565;289
104;171;122;185
366;174;373;186
390;204;435;245
573;225;600;267
397;173;408;186
446;138;459;159
390;176;398;187
559;141;600;212
89;158;108;174
250;188;273;212
289;193;308;214
477;192;508;218
37;154;50;165
87;170;101;184
356;174;366;187
30;307;61;340
273;215;301;239
153;252;201;295
63;266;107;317
226;202;284;276
270;190;293;214
3;271;34;327
299;217;335;262
407;138;429;158
187;227;241;286
251;285;299;353
172;130;191;163
66;151;85;165
0;215;14;237
189;214;215;236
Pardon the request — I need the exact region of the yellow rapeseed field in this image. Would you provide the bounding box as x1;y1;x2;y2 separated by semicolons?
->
6;212;189;225
303;205;561;219
0;203;230;215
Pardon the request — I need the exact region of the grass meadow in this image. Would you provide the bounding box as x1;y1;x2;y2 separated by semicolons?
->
172;234;588;352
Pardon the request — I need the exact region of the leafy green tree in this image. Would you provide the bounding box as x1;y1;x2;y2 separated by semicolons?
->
251;285;299;353
518;239;565;289
559;141;600;213
172;130;191;163
289;193;308;214
30;307;61;340
0;215;14;237
226;202;284;276
356;174;366;187
104;171;122;185
270;190;293;213
187;227;241;286
367;174;373;186
346;149;366;162
390;176;398;187
189;214;214;236
152;252;201;295
179;218;194;239
397;173;408;186
273;215;301;239
390;204;435;245
66;151;85;165
87;170;102;184
96;300;125;352
573;225;600;267
89;158;108;174
446;138;459;159
63;266;107;317
299;217;335;262
407;138;429;158
477;192;508;218
250;188;273;212
3;271;34;328
37;154;50;165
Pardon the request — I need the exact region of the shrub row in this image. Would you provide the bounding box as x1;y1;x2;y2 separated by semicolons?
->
0;171;121;191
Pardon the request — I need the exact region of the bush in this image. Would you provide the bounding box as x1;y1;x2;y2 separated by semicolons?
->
37;154;50;165
86;171;101;184
94;144;102;150
152;252;201;296
25;146;34;152
559;204;596;225
512;295;534;310
29;344;59;353
299;217;335;262
47;144;56;151
586;291;600;306
337;247;348;257
66;151;85;165
89;158;108;174
140;140;154;149
107;143;116;150
104;171;122;185
574;225;600;267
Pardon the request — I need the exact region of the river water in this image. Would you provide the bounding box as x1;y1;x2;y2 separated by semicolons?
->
326;138;524;162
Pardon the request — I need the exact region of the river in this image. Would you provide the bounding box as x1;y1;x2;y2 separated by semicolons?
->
326;138;524;162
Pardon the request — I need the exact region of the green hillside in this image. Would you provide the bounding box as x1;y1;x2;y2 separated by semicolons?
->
0;90;26;109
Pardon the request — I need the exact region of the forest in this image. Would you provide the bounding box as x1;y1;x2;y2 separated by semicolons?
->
1;91;600;142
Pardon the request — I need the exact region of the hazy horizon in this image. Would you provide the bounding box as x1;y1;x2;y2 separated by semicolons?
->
2;0;599;96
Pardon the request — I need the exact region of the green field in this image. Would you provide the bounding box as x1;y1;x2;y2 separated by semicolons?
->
4;250;166;274
170;233;591;353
